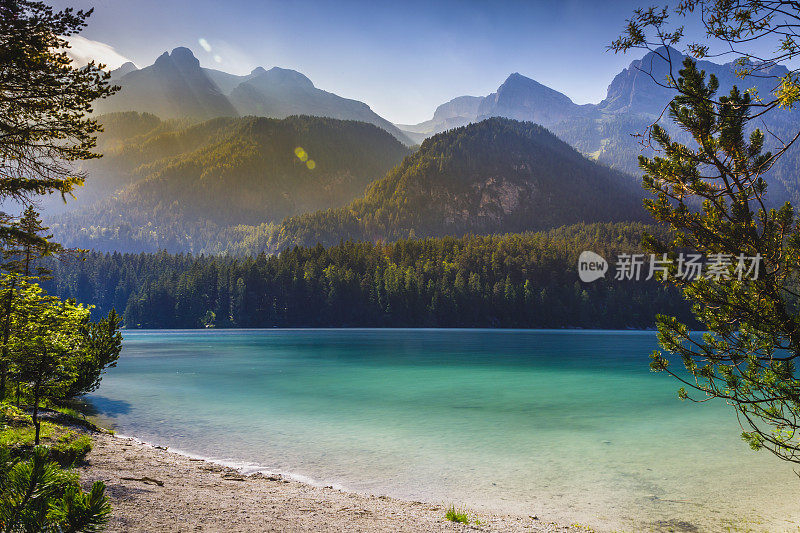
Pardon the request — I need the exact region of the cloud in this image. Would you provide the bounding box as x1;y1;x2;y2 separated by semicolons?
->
63;36;135;70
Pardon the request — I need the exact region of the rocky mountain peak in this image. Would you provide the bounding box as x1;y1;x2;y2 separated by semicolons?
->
154;47;201;70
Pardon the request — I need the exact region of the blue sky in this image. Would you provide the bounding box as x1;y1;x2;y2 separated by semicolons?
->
55;0;718;123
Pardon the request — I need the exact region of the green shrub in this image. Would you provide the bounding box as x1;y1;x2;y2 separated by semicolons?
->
0;446;110;532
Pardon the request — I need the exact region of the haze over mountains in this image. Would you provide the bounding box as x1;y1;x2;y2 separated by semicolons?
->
51;114;410;253
102;48;237;120
97;47;414;145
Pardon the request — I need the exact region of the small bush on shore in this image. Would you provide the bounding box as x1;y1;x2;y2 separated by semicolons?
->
445;505;469;524
0;403;110;531
52;432;93;466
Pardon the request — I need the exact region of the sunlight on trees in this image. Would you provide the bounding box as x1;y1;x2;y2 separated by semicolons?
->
614;1;800;462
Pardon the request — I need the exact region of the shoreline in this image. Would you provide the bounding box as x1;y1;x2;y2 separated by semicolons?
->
119;327;659;332
107;431;350;489
76;427;580;532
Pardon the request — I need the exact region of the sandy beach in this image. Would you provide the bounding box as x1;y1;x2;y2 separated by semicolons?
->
77;430;580;532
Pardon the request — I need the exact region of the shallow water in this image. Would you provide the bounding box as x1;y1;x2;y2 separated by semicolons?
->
88;329;800;532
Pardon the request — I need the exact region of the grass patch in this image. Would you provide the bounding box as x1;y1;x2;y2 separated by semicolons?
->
445;505;469;524
51;432;92;465
50;405;84;419
0;403;92;466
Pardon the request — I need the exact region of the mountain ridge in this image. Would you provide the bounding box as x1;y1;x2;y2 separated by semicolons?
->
273;117;647;251
400;46;800;204
50;113;411;253
97;47;414;145
98;47;238;120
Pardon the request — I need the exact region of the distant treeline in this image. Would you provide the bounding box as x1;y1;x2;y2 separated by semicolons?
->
39;223;693;330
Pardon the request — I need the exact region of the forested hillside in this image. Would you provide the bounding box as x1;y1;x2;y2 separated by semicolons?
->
41;222;692;329
50;113;410;253
273;118;648;250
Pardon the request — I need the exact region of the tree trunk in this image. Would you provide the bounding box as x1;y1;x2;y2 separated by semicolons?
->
0;276;17;402
31;378;40;446
0;361;7;403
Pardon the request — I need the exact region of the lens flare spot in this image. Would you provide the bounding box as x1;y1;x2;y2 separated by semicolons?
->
306;159;316;170
294;147;308;162
213;54;223;63
198;38;212;52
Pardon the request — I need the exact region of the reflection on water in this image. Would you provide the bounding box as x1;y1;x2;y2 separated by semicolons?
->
88;329;800;532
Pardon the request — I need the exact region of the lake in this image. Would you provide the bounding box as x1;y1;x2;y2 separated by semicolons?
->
87;329;800;532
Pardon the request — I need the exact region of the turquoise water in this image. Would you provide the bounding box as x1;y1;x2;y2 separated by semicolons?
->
88;329;800;532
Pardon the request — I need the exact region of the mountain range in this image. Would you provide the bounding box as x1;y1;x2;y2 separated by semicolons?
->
97;45;800;205
97;47;414;145
402;45;795;134
47;45;800;254
399;46;800;204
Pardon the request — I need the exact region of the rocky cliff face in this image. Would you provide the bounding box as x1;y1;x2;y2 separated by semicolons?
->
432;95;482;122
598;46;797;117
597;46;682;116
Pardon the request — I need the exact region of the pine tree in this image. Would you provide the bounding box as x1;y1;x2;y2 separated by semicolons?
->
0;207;66;401
0;445;111;532
640;58;800;462
0;0;117;214
6;280;89;444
